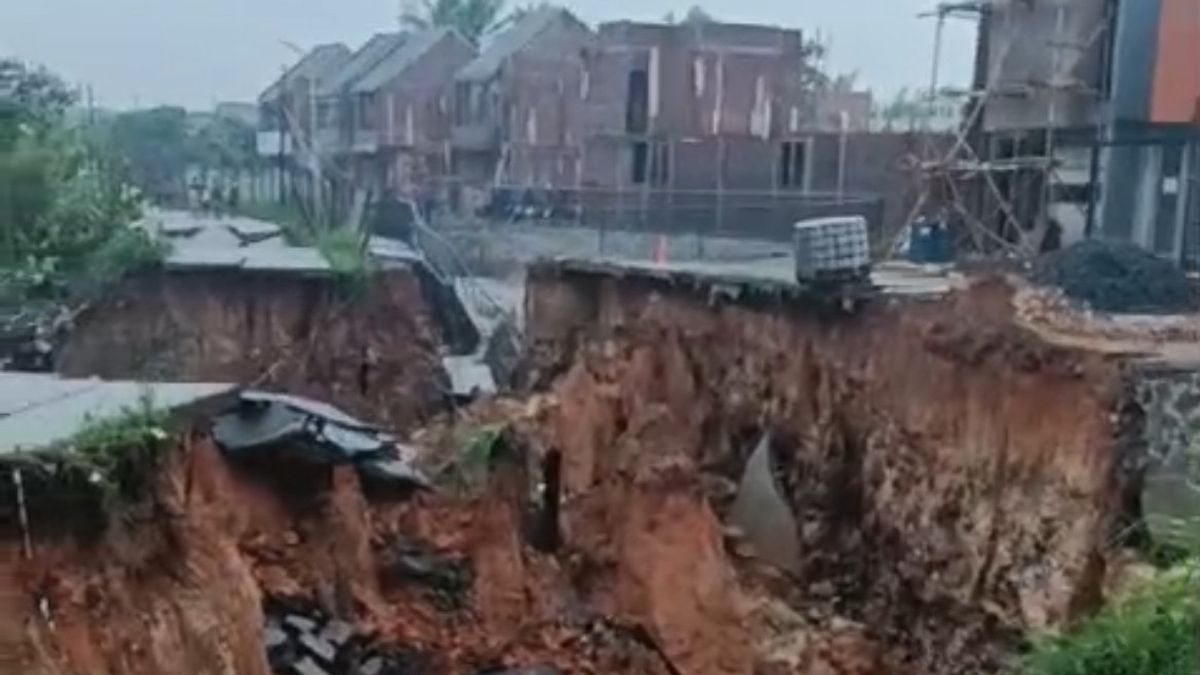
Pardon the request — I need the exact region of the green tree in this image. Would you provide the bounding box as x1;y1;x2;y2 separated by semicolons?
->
683;5;713;24
507;2;551;25
188;113;257;175
0;59;76;149
0;59;149;304
875;88;926;131
102;106;191;205
0;60;79;266
400;0;509;46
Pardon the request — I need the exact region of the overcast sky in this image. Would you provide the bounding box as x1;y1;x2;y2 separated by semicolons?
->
1;0;977;110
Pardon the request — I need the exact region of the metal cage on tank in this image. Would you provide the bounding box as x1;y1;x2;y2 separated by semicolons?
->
792;216;871;284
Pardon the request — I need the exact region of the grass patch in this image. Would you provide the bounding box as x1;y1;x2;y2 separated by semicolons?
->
79;225;169;290
1021;565;1199;675
64;391;171;506
316;226;374;298
432;424;505;493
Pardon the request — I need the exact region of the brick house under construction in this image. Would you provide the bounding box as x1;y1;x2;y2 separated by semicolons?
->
574;21;870;238
255;17;901;237
345;28;475;200
451;7;593;211
256;30;474;211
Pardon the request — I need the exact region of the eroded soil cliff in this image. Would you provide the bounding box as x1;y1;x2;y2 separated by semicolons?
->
2;269;1144;675
520;268;1131;674
58;269;449;431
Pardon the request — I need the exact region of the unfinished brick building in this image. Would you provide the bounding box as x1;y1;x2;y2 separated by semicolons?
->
348;28;475;199
574;20;854;238
451;7;593;212
253;19;902;238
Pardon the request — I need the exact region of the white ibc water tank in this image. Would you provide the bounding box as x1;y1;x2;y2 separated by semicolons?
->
793;216;871;283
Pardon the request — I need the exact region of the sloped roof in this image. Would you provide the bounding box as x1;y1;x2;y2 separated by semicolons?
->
352;28;462;94
318;33;409;97
456;7;584;82
214;102;258;126
259;43;353;103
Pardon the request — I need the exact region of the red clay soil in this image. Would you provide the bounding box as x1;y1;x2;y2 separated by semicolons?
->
0;435;680;675
1;271;1140;675
521;268;1133;674
57;268;449;431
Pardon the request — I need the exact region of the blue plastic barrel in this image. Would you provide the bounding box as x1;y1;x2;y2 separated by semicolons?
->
908;219;952;264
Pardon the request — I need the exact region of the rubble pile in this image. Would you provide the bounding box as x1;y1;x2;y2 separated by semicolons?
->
263;607;428;675
1032;240;1197;314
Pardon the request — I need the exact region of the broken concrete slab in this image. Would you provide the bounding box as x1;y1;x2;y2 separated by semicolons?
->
0;373;239;456
284;615;319;634
291;656;330;675
318;619;354;647
360;657;383;675
298;633;336;663
264;623;290;649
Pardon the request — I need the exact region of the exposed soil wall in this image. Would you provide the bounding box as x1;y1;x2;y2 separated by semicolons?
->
57;268;449;430
5;264;1157;675
0;433;686;675
522;266;1134;674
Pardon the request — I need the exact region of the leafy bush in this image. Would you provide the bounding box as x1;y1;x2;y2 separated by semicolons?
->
1021;568;1198;675
81;225;168;291
317;227;374;297
67;391;170;505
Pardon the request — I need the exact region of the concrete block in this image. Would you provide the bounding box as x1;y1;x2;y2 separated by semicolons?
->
319;619;355;646
284;614;319;634
292;656;331;675
360;656;384;675
299;633;337;663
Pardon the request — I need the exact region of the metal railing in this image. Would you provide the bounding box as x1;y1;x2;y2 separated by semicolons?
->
478;185;885;244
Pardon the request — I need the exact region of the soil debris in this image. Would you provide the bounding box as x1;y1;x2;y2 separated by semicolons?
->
1031;240;1197;314
264;604;428;675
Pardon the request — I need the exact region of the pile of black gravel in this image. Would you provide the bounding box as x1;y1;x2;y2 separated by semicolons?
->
1031;240;1198;315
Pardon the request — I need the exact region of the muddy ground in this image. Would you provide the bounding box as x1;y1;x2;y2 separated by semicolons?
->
1;265;1160;675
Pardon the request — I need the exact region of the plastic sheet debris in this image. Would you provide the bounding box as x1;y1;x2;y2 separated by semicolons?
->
214;391;428;489
728;434;800;574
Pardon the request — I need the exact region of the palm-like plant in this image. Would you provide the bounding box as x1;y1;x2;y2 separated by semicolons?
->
400;0;509;46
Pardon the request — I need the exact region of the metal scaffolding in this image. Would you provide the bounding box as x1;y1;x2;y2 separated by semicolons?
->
906;0;1111;257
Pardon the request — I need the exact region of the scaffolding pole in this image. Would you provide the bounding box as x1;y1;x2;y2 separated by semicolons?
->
903;0;1112;259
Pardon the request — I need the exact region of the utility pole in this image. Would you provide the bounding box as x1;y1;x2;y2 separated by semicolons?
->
837;110;849;200
281;40;323;224
278;64;287;207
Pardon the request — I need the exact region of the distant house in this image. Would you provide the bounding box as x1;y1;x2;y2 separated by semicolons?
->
348;28;475;198
573;20;838;237
257;43;352;157
214;102;259;128
314;33;408;152
451;7;594;206
256;43;352;202
312;33;410;209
